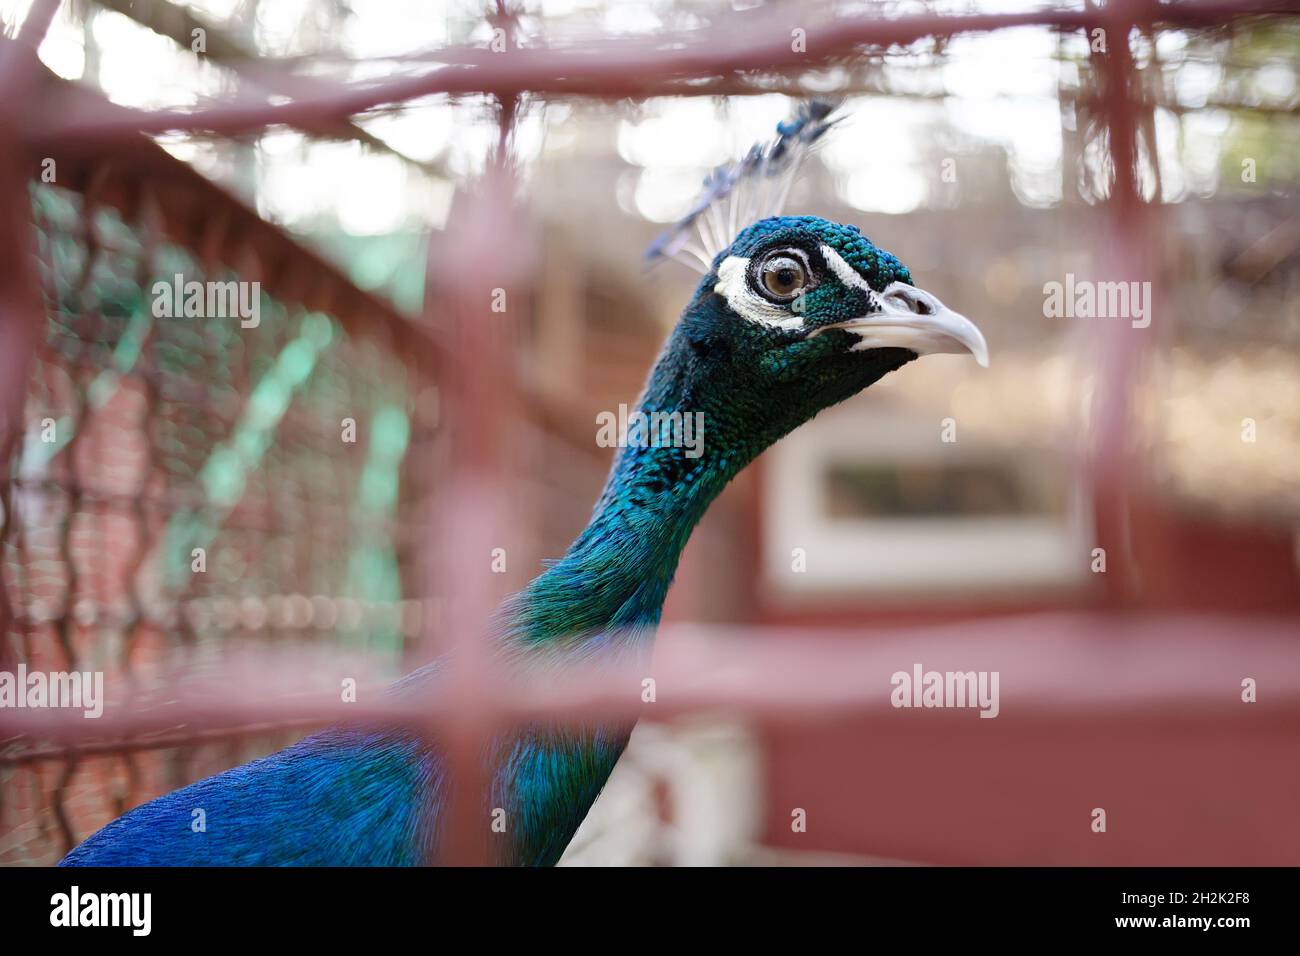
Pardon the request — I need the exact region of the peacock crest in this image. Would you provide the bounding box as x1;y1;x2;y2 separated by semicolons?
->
646;99;841;273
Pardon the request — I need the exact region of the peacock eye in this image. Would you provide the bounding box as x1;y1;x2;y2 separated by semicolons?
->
755;251;812;303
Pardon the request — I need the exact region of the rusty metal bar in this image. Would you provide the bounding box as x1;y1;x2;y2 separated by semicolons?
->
15;1;1300;148
0;0;65;676
3;614;1297;753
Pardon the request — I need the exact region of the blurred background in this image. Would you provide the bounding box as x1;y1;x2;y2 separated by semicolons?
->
1;0;1297;866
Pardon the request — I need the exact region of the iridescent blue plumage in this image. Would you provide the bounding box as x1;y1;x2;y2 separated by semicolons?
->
62;104;986;867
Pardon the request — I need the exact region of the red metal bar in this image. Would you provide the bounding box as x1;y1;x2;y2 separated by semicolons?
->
0;0;66;674
2;614;1297;750
421;59;529;861
15;1;1300;148
1086;1;1149;607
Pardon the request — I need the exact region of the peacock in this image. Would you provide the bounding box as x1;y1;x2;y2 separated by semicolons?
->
60;101;986;866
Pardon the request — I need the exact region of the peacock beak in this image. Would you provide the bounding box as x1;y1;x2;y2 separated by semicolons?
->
812;281;989;367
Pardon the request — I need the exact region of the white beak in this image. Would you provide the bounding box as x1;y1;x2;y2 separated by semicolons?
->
811;281;989;367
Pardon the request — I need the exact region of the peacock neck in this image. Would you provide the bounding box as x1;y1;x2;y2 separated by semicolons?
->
503;354;745;649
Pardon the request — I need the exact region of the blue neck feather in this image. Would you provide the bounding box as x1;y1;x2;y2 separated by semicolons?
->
504;320;745;651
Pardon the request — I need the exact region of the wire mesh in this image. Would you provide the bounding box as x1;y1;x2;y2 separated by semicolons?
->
2;183;424;863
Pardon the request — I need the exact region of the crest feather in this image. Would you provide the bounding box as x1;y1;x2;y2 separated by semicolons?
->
646;99;840;273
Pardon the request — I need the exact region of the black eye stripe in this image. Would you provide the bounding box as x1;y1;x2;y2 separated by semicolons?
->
803;246;829;275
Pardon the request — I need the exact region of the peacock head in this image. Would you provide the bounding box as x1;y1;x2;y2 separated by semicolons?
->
633;100;988;490
646;214;986;467
718;212;984;363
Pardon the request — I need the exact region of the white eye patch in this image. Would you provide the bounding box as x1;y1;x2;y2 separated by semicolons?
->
713;256;807;331
714;246;883;331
